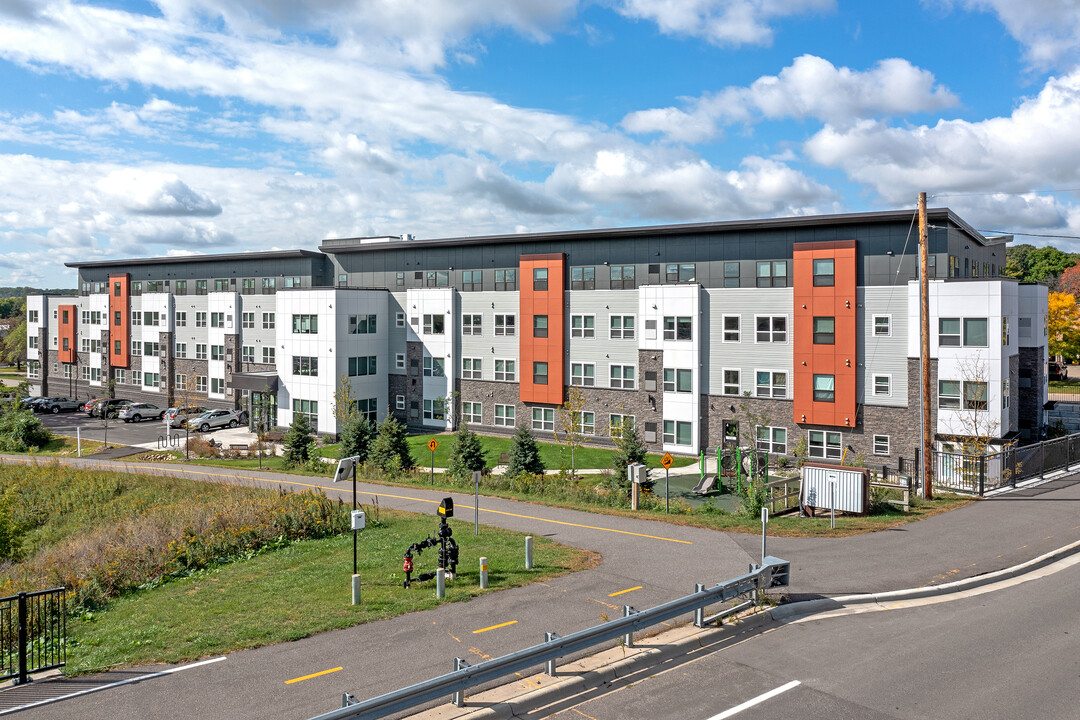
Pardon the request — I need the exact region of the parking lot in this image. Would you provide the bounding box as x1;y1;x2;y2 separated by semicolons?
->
36;407;258;451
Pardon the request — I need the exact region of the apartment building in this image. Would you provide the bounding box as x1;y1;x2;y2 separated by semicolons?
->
27;208;1049;470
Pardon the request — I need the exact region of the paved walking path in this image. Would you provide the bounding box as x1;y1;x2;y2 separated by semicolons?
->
2;454;1079;720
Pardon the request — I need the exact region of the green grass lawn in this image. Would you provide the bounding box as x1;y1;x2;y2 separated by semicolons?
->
67;509;592;672
1049;380;1080;394
21;434;106;456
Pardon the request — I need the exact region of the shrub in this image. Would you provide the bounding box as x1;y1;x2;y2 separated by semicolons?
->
338;413;376;463
368;414;413;474
282;412;317;467
506;424;545;477
610;419;646;489
0;403;51;453
447;423;487;481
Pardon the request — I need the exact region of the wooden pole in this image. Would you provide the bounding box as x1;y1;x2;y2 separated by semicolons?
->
919;192;934;500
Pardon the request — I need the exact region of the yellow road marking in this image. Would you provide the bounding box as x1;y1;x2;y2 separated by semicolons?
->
285;667;342;684
572;708;601;720
473;620;517;634
608;586;642;597
588;597;620;610
448;633;461;643
515;672;543;688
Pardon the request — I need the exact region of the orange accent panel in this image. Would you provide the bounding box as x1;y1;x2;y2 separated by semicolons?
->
519;254;565;405
793;240;857;427
109;274;130;369
58;304;76;364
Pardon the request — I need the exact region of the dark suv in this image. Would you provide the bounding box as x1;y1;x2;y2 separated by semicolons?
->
1049;361;1069;382
89;398;132;418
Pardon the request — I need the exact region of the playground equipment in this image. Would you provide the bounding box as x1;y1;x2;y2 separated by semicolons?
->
402;498;459;589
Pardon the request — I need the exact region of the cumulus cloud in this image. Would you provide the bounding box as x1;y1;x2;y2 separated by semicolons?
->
623;55;957;143
615;0;834;47
98;170;223;217
931;0;1080;69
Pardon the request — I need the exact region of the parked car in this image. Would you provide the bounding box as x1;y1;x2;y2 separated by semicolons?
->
118;403;166;423
83;398;108;414
1049;361;1069;382
190;409;243;432
20;396;43;409
36;397;82;414
164;405;207;428
89;398;132;418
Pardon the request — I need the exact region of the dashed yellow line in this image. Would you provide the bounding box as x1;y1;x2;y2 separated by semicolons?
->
473;620;517;634
588;597;620;610
285;667;342;684
608;586;642;597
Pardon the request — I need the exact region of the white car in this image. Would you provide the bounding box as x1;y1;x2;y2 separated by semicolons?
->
190;409;243;432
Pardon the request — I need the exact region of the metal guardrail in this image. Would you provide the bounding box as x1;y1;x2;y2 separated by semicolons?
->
934;432;1080;496
309;557;790;720
0;587;66;684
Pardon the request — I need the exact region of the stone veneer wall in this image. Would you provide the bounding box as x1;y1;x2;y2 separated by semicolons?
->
1018;347;1044;440
405;341;424;428
388;374;408;424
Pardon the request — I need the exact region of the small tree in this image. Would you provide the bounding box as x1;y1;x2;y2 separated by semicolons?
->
1048;291;1080;361
282;410;317;467
447;422;486;481
339;412;376;463
332;373;357;435
554;386;589;478
506;423;545;477
611;417;646;483
368;412;414;474
0;401;51;452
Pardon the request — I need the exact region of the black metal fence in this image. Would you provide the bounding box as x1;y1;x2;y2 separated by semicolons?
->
933;433;1080;496
0;587;66;684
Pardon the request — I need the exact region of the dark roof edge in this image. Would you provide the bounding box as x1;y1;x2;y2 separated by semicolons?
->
65;249;325;269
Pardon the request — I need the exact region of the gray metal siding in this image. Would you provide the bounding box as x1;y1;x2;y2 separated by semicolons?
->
568;290;638;374
459;291;520;381
703;288;793;397
859;287;909;408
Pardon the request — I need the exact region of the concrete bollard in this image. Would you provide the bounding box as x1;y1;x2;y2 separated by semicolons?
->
352;574;361;605
479;557;488;589
436;568;445;599
525;536;533;569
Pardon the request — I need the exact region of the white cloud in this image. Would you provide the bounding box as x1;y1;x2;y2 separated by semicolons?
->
614;0;834;46
931;0;1080;69
98;169;223;217
623;55;957;142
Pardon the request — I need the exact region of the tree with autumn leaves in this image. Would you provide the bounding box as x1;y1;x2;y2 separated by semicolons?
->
1047;291;1080;362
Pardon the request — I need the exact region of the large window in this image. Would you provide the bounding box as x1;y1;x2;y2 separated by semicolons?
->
610;315;635;339
261;277;276;294
494;404;515;427
462;314;482;336
571;363;595;386
609;414;635;439
195;343;206;360
209;312;224;328
242;312;255;329
808;430;842;459
663;368;692;393
813;258;835;287
195;312;206;328
723;261;740;288
425;271;449;287
665;263;696;283
292;314;318;334
355;398;378;423
494;269;517;291
423;314;445;335
494;314;515;336
756;316;787;343
533;315;548;338
210;345;225;361
963;317;988;347
423;356;445;377
939;380;961;409
939;318;961;346
242;346;255;363
757;426;787;454
571;315;595;338
348;314;377;334
348;356;376;376
610;265;636;290
461;270;482;292
210;377;224;394
663;420;693;446
263;312;275;329
663;316;692;341
571;266;595;290
533;361;548;385
462;357;482;379
262;347;275;364
756;370;787;398
533;267;548;291
813;317;835;344
293;399;318;428
964;381;988;410
494;359;516;382
756;260;787;288
610;365;635;389
813;374;835;402
424;398;445;420
532;407;554;431
242;278;256;295
462;402;482;425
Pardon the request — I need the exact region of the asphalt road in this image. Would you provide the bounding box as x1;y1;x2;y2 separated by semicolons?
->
4;456;1080;720
550;556;1080;720
36;407;176;449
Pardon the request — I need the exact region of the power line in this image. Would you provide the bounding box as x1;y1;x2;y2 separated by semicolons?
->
931;189;1080;198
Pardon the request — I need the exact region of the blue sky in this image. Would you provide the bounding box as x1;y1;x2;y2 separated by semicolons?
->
2;0;1080;287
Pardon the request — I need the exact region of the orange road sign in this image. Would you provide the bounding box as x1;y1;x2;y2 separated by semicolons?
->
428;438;439;452
661;453;673;469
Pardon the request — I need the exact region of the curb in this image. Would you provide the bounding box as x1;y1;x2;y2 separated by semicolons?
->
770;537;1080;621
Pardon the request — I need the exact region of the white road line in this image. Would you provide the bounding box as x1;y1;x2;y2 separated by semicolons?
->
0;656;226;716
707;680;801;719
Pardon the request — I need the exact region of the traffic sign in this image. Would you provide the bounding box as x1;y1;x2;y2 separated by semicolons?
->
428;438;439;452
661;452;673;469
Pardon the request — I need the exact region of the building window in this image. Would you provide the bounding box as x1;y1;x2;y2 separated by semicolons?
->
533;361;548;385
195;343;206;360
128;370;140;385
210;345;225;361
665;263;696;283
533;267;548;291
756;370;787;399
1002;316;1010;346
423;356;445;377
348;314;377;334
939;380;961;409
423;314;445;335
210;312;224;328
347;356;376;376
262;347;276;364
494;314;516;336
757;426;787;454
610;315;635;340
873;375;891;397
144;342;160;357
722;315;740;342
145;372;160;388
963;317;988;347
242;346;255;363
532;407;554;431
353;398;377;423
571;266;595;290
610;265;636;290
873;315;891;337
283;276;302;289
293;399;318;428
533;315;548;338
396;312;405;327
808;430;842;459
494;269;517;291
131;312;142;327
495;359;516;382
722;369;740;395
813;317;835;344
396;394;406;410
756;260;787;288
939;318;961;346
128;340;140;356
213;279;228;292
395;353;406;370
421;398;444;421
193;375;206;392
756;315;787;343
242;312;255;329
724;261;740;288
262;312;275;329
873;435;890;455
663;316;692;341
462;402;482;425
571;363;595;386
1003;379;1010;408
290;314;318;334
964;381;988;410
494;404;516;427
663;368;693;393
195;312;207;328
425;271;449;287
571;315;594;338
462;357;482;379
174;280;187;295
813;258;835;287
261;278;276;294
609;414;635;440
242;278;256;295
610;365;635;389
462;314;482;336
813;374;835;402
461;269;482;292
175;374;186;390
195;280;207;295
662;420;692;445
577;411;595;435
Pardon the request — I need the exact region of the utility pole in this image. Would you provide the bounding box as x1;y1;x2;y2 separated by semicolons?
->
919;192;934;500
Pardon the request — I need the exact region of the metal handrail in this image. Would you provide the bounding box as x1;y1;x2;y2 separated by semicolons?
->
308;557;789;720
